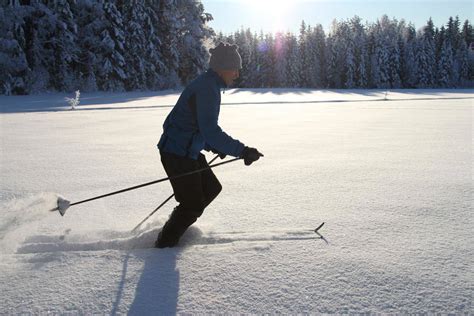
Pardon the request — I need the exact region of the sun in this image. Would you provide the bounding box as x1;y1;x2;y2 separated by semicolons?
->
244;0;290;16
242;0;292;32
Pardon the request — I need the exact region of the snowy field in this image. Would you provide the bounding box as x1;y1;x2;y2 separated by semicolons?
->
0;89;472;314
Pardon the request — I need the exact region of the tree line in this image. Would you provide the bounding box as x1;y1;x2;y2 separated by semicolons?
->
1;1;472;95
0;0;213;95
219;16;473;89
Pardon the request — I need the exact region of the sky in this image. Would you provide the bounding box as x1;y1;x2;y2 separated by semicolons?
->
201;0;473;35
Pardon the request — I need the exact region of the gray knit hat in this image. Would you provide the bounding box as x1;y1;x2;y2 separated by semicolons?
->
209;42;242;70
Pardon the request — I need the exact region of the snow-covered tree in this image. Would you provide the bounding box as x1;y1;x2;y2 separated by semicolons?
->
327;20;348;88
298;20;310;87
45;0;79;91
74;0;104;91
176;0;214;85
273;32;287;87
20;3;56;92
232;28;252;87
285;32;301;87
250;31;269;88
437;38;454;87
153;0;181;89
141;0;167;89
453;39;469;86
368;15;401;88
0;4;28;95
446;16;462;51
97;1;126;91
345;34;356;88
350;16;368;88
119;0;148;90
260;33;277;88
1;5;472;94
306;24;326;88
401;23;417;88
244;29;260;87
415;19;436;88
435;25;446;62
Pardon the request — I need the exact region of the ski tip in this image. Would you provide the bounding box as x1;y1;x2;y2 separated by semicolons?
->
314;222;325;233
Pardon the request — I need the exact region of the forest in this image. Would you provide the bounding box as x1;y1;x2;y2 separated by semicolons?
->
1;0;473;95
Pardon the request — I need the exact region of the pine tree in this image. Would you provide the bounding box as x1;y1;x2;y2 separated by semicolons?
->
327;19;349;88
350;16;368;88
98;1;127;91
261;33;276;87
153;0;181;89
461;20;474;81
120;0;148;90
46;0;80;91
273;32;286;87
326;33;337;88
176;0;214;85
446;16;462;50
75;0;103;92
243;29;259;87
232;27;252;87
415;20;436;88
345;34;356;88
285;32;301;87
299;20;309;87
437;38;454;87
0;4;28;95
461;20;473;45
435;25;446;62
215;31;226;44
306;24;326;88
251;31;268;88
454;39;469;86
389;38;402;88
142;0;167;89
401;23;417;88
426;17;436;39
368;16;391;88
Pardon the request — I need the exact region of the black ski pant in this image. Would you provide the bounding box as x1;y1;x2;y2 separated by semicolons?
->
159;150;222;245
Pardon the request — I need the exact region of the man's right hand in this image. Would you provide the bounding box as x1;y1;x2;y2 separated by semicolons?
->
241;147;264;166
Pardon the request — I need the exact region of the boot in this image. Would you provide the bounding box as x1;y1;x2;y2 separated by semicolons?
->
155;207;197;248
154;229;178;248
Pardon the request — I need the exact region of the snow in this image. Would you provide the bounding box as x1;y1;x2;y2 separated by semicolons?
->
0;89;473;314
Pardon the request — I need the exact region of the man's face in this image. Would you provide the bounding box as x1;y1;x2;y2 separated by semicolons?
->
218;69;240;86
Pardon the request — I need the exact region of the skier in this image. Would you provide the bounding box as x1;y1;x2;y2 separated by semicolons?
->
155;42;264;248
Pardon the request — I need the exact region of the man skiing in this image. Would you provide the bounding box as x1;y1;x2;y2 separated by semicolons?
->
155;42;264;248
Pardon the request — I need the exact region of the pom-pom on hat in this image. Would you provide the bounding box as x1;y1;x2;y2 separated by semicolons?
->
209;42;242;71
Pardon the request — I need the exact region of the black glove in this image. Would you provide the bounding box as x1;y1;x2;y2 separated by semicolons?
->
241;147;264;166
210;148;226;159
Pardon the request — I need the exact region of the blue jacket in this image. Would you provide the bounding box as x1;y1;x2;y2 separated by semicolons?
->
158;69;245;160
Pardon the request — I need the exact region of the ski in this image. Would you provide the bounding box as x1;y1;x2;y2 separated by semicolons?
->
173;223;328;248
314;222;325;236
313;222;328;244
17;223;328;253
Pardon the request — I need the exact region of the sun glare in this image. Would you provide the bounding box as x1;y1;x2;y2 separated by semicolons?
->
243;0;292;32
245;0;290;15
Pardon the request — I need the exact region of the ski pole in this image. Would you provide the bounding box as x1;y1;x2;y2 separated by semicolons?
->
50;156;240;216
131;154;221;232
